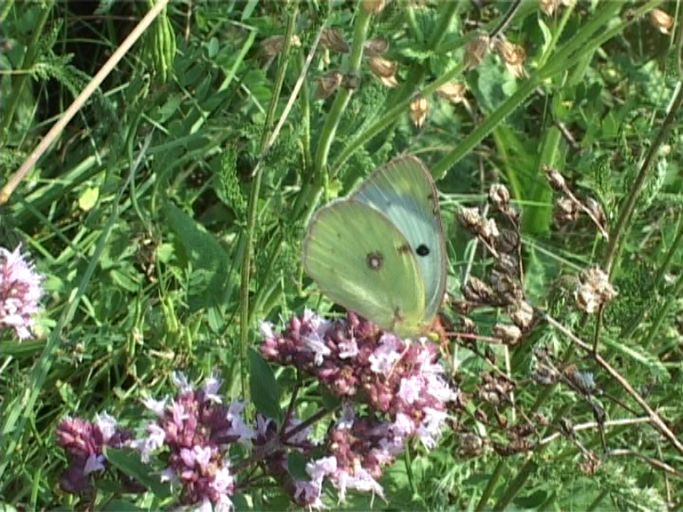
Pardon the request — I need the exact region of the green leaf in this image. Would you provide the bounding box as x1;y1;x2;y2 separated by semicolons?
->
249;349;282;423
78;186;99;211
287;451;309;480
164;201;233;311
101;500;147;512
105;447;172;498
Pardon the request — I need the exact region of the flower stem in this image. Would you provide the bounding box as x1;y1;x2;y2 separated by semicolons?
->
239;6;298;393
602;80;683;276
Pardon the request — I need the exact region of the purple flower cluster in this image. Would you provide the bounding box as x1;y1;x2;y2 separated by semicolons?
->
0;245;43;339
261;311;457;448
56;413;133;493
260;311;458;502
132;373;253;511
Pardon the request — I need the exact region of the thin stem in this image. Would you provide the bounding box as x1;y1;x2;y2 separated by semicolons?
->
0;0;54;145
603;80;683;276
490;0;523;40
291;6;372;219
642;270;683;348
239;6;298;393
622;216;683;339
0;0;170;204
542;312;683;455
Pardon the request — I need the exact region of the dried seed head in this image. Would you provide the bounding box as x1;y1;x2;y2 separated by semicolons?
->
362;0;388;14
509;300;534;330
649;9;674;35
490;270;523;303
585;197;607;230
460;316;476;333
409;95;429;128
579;451;602;476
316;71;343;99
464;34;491;70
493;323;522;346
457;432;484;458
495;253;519;277
260;35;301;58
368;56;399;87
495;229;520;254
462;277;494;304
494;39;526;78
341;73;361;91
489;183;511;211
532;363;559;385
321;28;350;53
574;266;617;314
539;0;561;16
436;81;467;104
564;365;596;395
459;207;482;232
545;166;567;191
554;197;580;225
450;297;472;315
364;38;389;57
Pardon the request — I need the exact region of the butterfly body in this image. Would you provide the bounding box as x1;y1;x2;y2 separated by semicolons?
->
302;156;447;338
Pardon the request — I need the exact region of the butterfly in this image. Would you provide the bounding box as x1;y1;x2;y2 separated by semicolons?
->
302;155;448;338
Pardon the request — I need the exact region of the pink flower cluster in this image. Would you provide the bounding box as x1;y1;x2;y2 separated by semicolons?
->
260;311;458;502
261;311;458;448
0;245;43;339
132;373;254;512
56;413;134;493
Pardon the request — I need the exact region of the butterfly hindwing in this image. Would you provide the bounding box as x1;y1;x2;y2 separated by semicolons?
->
302;199;427;336
353;155;447;323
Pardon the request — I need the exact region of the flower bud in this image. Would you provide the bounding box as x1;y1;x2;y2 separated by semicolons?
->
464;34;491;70
316;71;343;99
649;9;674;35
436;82;467;104
364;38;389;57
368;56;399;87
321;28;350;53
409;95;429;128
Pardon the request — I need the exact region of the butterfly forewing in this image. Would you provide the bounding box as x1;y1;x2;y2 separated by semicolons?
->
352;156;447;323
302;199;427;336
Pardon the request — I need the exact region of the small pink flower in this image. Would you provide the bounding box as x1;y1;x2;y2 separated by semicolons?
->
0;245;43;339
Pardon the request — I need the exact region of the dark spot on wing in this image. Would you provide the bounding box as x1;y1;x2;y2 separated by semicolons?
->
367;251;384;270
416;244;430;256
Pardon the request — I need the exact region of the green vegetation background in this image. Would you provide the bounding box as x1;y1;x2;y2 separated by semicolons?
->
0;0;682;510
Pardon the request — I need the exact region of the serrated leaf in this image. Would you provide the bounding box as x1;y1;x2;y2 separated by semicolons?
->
602;338;670;381
249;349;282;423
